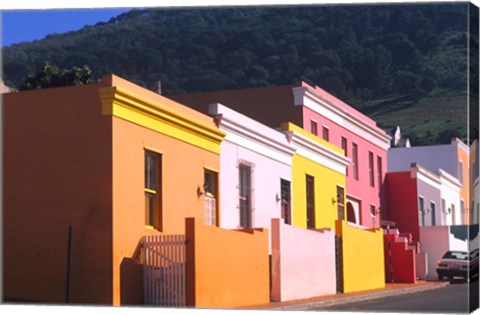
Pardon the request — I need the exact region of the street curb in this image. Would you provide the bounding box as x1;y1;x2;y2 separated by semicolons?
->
270;282;450;310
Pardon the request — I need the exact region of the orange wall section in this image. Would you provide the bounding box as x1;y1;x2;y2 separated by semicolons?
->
3;84;114;304
185;218;270;308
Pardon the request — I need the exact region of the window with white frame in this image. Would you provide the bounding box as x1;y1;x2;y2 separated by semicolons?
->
239;164;253;228
418;197;425;226
352;143;359;180
310;120;318;136
370;205;376;228
322;126;330;141
204;170;218;226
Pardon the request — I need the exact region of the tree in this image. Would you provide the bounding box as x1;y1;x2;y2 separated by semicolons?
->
19;62;95;91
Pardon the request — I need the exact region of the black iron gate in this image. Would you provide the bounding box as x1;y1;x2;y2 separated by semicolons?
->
335;235;343;293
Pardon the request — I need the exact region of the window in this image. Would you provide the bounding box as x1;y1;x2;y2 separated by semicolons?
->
204;170;218;226
145;151;162;230
377;156;383;188
239;164;252;228
441;198;446;224
337;186;345;220
322;126;330;141
352;143;359;180
306;175;315;229
341;137;348;176
430;202;436;226
370;205;376;228
280;179;291;225
310;120;318;136
418;197;425;226
368;151;374;187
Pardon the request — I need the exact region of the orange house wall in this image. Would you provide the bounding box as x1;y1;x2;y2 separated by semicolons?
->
111;114;221;305
3;85;114;304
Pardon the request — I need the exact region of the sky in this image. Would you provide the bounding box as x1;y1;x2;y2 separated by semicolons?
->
1;8;131;47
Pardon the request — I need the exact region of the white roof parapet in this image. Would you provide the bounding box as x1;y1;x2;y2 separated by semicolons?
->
284;128;350;175
209;103;296;165
437;168;462;191
292;86;391;151
410;163;442;190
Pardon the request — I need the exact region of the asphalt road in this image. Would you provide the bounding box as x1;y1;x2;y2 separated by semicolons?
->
315;280;479;313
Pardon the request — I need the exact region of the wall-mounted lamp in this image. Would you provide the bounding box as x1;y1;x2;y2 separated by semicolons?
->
197;184;209;198
276;194;281;203
332;194;343;205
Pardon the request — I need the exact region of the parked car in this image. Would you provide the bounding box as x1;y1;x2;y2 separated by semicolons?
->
436;249;479;281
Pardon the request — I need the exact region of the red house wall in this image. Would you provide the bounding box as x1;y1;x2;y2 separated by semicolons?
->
385;172;420;242
383;233;416;283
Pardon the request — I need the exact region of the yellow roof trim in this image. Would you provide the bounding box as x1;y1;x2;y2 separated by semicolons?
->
99;86;225;154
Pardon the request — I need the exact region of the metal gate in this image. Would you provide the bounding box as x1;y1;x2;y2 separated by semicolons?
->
335;235;344;293
141;235;187;307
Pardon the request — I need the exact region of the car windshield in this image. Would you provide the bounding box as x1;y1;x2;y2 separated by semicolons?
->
442;251;469;260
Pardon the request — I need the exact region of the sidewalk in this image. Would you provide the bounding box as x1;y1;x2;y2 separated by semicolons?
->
242;280;449;310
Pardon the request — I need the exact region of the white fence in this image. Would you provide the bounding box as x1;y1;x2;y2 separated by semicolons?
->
141;235;187;307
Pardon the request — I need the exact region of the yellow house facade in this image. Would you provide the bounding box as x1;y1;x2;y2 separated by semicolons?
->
281;122;349;230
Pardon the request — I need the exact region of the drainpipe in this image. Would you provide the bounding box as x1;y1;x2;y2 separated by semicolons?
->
65;225;72;303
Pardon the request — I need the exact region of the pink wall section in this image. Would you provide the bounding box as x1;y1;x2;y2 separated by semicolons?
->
302;107;387;227
271;219;336;302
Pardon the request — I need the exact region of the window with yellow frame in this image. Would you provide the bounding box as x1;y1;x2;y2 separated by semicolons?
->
145;151;162;230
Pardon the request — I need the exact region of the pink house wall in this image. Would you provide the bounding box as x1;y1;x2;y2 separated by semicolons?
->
271;219;336;302
219;140;291;230
209;103;294;253
302;106;387;227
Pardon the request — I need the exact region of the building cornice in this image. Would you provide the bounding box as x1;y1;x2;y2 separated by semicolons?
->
284;127;350;175
437;169;462;190
293;86;391;150
214;113;296;164
98;86;225;154
411;164;441;190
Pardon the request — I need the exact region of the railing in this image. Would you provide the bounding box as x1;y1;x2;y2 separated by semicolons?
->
141;235;187;307
204;195;217;226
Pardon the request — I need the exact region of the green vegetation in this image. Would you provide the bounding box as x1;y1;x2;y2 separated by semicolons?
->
19;62;94;90
2;3;473;145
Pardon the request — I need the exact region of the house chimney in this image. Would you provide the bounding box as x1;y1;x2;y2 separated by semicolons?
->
156;80;162;94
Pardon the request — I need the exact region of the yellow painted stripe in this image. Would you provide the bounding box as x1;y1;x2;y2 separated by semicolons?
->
99;86;225;154
281;122;344;155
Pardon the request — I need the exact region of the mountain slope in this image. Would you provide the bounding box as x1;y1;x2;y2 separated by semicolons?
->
2;4;473;145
